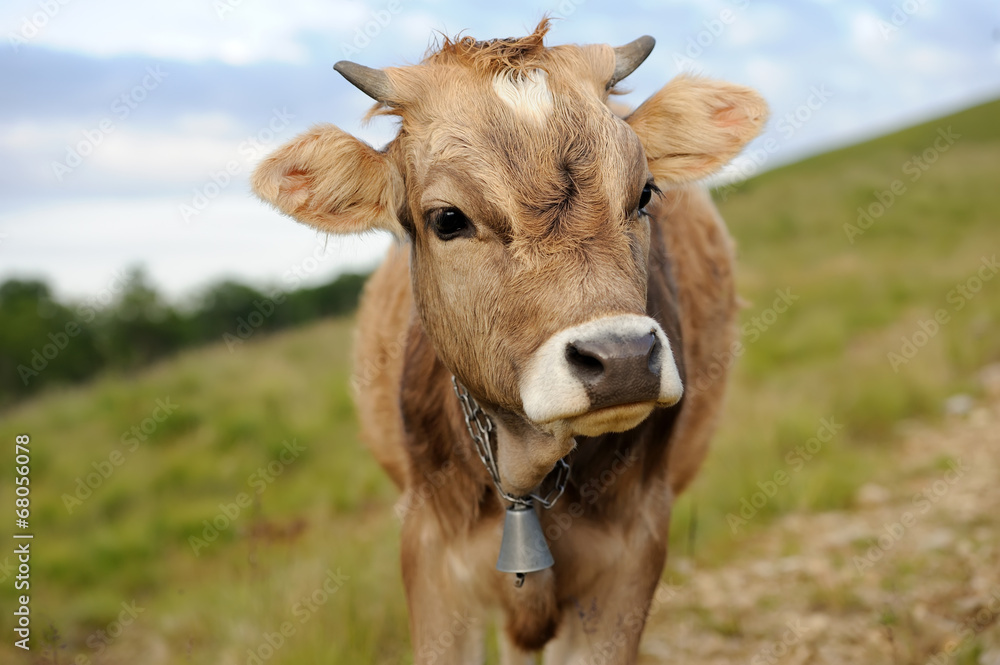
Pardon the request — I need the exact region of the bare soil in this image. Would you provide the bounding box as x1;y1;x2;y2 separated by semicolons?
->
641;387;1000;664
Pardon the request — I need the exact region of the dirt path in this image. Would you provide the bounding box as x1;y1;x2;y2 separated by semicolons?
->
640;377;1000;664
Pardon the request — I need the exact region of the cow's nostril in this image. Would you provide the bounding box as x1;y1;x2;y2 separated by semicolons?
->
566;343;605;376
647;332;661;372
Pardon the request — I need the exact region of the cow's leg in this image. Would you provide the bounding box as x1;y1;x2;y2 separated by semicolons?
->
403;567;485;664
543;521;669;664
402;516;486;664
540;616;583;663
542;570;663;663
498;629;535;665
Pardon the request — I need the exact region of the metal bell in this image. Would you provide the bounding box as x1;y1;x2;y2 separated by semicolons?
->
496;503;554;580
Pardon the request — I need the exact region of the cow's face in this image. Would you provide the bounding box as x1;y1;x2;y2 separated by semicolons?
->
253;23;766;494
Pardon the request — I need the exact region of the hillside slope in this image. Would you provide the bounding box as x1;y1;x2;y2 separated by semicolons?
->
672;96;1000;557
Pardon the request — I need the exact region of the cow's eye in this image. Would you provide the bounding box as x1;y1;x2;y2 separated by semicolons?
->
636;181;660;217
430;207;472;240
638;185;652;210
638;184;653;211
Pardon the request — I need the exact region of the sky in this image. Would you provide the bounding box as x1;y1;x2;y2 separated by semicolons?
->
1;0;998;301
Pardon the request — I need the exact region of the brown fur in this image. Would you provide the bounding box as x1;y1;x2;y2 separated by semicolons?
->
253;21;766;663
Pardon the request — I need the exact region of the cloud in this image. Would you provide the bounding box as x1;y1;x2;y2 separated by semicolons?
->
0;194;393;300
4;0;370;64
0;111;305;199
849;10;889;59
0;48;404;199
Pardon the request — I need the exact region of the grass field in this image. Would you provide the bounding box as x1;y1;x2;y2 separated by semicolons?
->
1;98;998;664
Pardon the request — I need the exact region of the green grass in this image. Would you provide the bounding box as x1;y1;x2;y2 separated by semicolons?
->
1;320;407;664
2;98;999;663
670;97;1000;562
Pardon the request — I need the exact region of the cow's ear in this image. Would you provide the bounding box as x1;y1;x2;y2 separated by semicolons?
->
625;75;768;185
252;124;404;235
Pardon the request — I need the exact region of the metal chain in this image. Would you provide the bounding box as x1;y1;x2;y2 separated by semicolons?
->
451;377;570;509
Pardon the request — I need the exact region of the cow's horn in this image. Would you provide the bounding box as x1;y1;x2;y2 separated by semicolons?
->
609;35;655;88
334;61;393;101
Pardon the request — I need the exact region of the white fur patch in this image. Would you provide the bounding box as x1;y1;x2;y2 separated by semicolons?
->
520;315;684;425
491;68;553;122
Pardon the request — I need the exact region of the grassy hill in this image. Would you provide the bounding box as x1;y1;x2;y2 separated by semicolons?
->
2;98;999;664
671;96;1000;556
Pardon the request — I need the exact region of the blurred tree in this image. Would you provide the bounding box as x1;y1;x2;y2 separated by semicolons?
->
0;269;370;407
0;279;104;405
191;280;268;342
98;267;188;369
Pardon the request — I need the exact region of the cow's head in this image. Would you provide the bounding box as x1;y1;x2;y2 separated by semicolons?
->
253;21;766;495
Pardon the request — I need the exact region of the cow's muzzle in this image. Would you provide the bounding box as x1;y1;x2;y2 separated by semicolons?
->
520;314;683;436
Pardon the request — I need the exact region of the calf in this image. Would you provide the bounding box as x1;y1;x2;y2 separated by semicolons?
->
252;20;766;664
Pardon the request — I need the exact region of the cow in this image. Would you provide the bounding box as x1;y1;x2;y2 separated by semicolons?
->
252;20;766;664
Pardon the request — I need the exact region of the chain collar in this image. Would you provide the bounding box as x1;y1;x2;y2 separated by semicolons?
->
451;377;570;509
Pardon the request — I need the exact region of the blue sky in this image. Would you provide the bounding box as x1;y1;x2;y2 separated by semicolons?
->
2;0;998;300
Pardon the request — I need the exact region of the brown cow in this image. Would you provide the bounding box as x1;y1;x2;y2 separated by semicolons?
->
252;20;766;664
